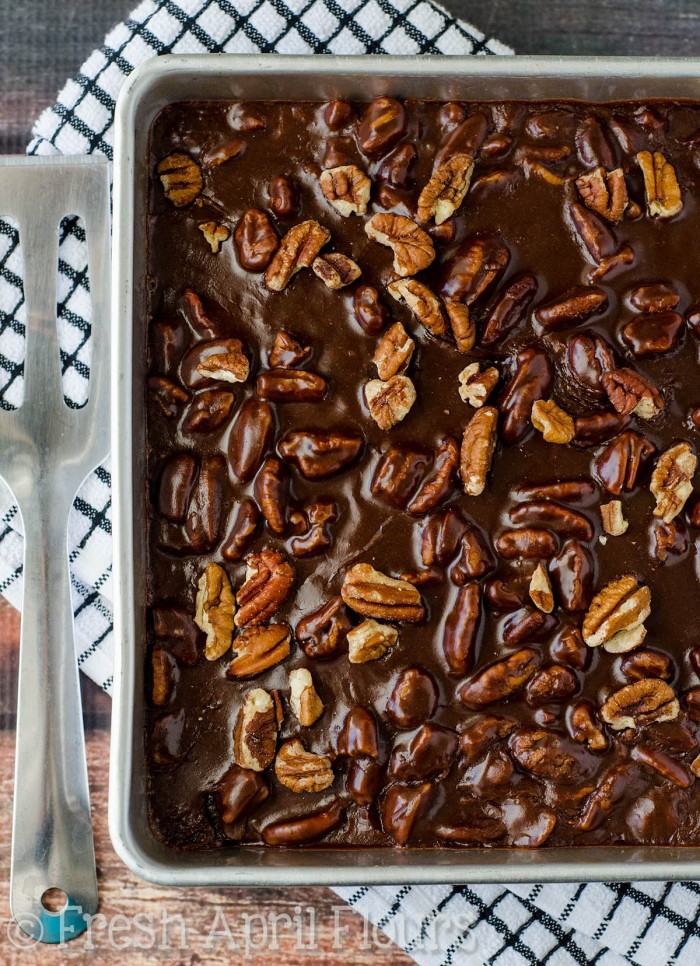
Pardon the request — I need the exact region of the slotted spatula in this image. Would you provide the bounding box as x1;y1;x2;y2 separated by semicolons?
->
0;156;110;943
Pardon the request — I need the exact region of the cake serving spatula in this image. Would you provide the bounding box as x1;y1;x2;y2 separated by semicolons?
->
0;156;110;943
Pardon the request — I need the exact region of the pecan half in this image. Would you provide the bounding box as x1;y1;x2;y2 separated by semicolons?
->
631;744;693;788
602;368;664;420
373;321;415;380
183;389;234;434
407;436;460;515
459;648;540;705
257;368;327;403
151;649;178;707
549;540;594;611
196;348;249;385
600;679;680;730
459;714;515;763
622;649;673;682
650;442;697;523
569;700;607;751
148;376;189;419
381;782;432;845
529;562;554;614
436;110;488;166
234;209;279;271
347;619;399;663
157;152;202;207
445;301;476;352
439;236;510;305
341;563;425;622
481;272;539;346
235;549;294;628
526;665;578;706
514;479;596;503
531;399;575;444
503;607;556;645
637;150;683;219
234;688;279;771
356;97;406;158
371;445;427;511
576;166;628;222
312;252;361;289
499;347;554;445
269;331;311;369
365;375;416;430
228;624;291;677
417;153;474;224
216;764;269;825
279;429;364;479
290;501;338;557
152;606;199;666
520;157;565;184
496;527;557;560
390;724;458;782
509;501;592;541
460;406;498;496
582;574;651;652
387;669;438;730
262;802;345;845
654;517;691;560
458;363;499;408
509;728;577;782
319;164;371;216
577;114;615;168
621;311;683;357
254;456;289;535
157;452;197;523
268;175;298;218
387;278;448;337
600;500;628;536
630;283;680;313
289;668;324;726
198;221;230;254
594;430;656;495
194;563;236;660
354;284;390;334
574;411;631;447
275;739;334;793
264;220;331;291
443;583;481;675
534;286;608;332
568;202;618;266
365;213;435;277
338;707;380;759
297;597;352;659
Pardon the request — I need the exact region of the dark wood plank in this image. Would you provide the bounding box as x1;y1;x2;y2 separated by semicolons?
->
445;0;700;55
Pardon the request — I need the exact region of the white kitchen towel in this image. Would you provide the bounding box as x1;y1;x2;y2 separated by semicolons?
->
1;2;699;964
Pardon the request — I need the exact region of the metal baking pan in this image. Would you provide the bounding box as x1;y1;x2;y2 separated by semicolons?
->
109;53;700;886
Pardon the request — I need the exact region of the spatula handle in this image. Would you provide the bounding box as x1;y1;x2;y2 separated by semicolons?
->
10;479;99;944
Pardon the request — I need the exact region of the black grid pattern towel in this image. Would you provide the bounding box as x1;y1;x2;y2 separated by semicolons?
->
1;2;699;964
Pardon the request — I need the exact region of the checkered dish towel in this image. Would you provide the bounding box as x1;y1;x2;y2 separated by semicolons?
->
1;2;700;965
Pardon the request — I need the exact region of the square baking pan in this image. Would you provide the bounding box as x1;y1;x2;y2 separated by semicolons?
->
109;52;700;886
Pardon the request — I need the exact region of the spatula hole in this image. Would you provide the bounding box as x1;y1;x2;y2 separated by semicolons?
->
57;215;91;410
41;888;68;914
0;216;27;410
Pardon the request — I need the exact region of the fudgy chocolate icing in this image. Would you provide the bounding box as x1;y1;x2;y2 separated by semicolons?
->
145;97;700;850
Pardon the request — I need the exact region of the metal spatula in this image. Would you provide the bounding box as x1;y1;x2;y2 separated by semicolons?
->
0;156;110;943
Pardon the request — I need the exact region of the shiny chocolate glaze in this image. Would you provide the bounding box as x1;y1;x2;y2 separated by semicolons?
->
145;97;700;850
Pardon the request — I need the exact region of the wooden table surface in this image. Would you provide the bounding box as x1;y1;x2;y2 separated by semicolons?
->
2;1;700;962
